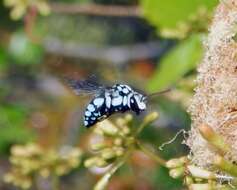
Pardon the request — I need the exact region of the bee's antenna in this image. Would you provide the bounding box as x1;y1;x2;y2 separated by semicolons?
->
146;87;173;99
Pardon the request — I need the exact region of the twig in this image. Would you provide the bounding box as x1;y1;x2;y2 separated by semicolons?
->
50;3;142;17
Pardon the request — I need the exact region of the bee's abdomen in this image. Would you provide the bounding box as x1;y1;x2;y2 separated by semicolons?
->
84;91;130;127
84;96;107;127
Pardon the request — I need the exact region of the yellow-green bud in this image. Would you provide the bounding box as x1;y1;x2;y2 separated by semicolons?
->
114;147;124;157
10;5;26;20
166;157;187;168
84;157;98;168
91;143;108;151
184;176;193;186
115;118;126;127
95;158;109;168
101;149;116;160
169;167;185;179
124;114;133;122
36;1;50;16
97;120;118;136
113;138;123;146
121;127;131;136
198;124;230;154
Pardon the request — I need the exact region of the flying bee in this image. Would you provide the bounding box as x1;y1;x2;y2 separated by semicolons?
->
67;77;170;128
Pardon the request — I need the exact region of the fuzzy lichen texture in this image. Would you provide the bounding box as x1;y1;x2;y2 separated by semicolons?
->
186;0;237;167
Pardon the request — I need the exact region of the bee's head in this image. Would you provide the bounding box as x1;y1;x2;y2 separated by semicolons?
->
130;93;147;113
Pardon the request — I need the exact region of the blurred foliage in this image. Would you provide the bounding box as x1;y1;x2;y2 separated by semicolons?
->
41;15;156;45
9;31;44;65
0;47;7;71
141;0;218;38
148;34;203;91
0;104;35;154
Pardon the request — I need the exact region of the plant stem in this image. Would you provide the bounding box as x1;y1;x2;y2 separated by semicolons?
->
136;140;166;167
94;152;131;190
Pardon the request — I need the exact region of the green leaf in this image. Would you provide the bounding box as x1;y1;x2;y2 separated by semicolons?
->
0;47;7;71
147;34;203;92
8;31;44;65
141;0;218;38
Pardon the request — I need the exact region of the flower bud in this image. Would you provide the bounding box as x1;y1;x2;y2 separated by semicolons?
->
169;167;185;178
121;126;131;136
113;138;123;146
101;149;116;160
97;120;118;136
95;158;109;168
91;143;108;151
187;165;215;179
166;157;187;168
124;114;133;123
115;118;126;127
198;124;230;154
114;147;124;157
184;176;193;186
84;157;98;168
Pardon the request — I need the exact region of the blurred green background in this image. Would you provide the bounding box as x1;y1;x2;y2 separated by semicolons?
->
0;0;218;189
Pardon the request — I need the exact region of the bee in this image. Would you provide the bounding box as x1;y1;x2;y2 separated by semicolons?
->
67;77;170;128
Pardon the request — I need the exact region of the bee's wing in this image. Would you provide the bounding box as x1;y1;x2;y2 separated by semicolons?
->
66;76;107;97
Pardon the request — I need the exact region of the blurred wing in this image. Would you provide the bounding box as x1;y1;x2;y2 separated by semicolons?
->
66;77;107;96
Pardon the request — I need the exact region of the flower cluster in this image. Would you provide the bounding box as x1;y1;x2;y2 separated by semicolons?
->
166;124;236;189
84;114;135;169
4;0;50;20
166;156;234;190
84;112;160;190
4;143;82;189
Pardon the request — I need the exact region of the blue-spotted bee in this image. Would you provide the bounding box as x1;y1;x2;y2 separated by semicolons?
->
67;77;170;128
